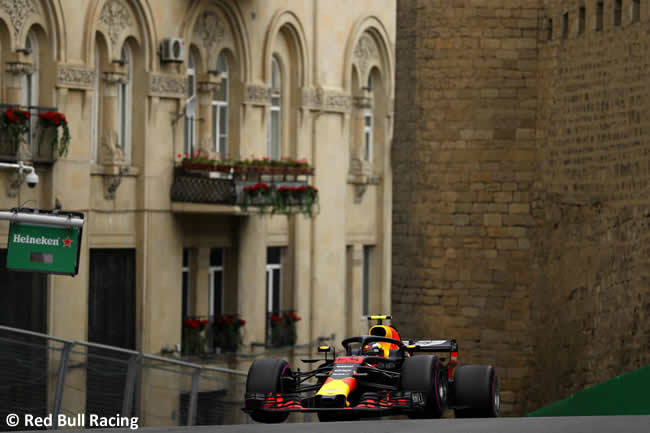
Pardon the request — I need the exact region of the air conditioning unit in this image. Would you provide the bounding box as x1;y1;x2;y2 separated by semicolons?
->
160;38;185;63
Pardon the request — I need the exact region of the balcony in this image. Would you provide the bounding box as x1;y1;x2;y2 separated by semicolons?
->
0;104;65;164
170;159;318;217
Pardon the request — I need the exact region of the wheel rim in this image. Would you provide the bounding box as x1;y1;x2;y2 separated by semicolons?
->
493;377;500;416
438;378;446;401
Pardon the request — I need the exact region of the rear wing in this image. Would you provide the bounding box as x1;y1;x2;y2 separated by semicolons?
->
404;339;458;353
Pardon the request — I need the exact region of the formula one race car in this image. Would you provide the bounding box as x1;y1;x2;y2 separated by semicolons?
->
243;316;500;423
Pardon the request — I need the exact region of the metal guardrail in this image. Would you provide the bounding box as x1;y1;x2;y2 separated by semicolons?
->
0;325;248;431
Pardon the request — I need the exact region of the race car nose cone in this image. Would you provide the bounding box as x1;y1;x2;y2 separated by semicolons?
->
318;395;346;408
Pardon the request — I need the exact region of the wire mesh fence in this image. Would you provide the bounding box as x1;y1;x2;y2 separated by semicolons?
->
0;326;248;431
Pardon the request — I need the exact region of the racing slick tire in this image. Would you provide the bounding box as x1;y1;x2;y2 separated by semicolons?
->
400;355;448;418
453;365;500;418
246;358;294;423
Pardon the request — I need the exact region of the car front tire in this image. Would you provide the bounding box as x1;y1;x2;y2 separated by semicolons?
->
453;365;500;418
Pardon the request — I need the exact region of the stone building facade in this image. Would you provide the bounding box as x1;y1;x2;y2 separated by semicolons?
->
394;0;650;416
0;0;395;424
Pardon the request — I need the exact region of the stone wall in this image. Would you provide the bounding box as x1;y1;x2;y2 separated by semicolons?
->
393;0;541;415
394;0;650;415
531;0;650;411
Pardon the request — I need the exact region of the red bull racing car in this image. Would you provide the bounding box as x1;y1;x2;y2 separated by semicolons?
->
243;316;500;423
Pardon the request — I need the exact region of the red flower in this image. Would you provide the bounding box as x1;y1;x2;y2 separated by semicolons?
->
239;319;246;326
177;154;182;158
224;317;233;324
200;319;209;326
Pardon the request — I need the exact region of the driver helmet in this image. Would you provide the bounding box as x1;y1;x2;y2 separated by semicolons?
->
362;342;385;357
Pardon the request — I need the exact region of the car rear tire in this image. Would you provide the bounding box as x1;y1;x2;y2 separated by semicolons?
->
400;355;447;418
453;365;500;418
246;358;294;423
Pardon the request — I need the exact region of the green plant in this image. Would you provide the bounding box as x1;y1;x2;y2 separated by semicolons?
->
182;318;209;356
269;311;301;347
38;111;70;157
0;108;31;154
213;314;246;353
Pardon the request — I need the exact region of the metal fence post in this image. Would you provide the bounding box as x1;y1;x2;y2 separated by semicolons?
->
53;342;73;429
187;368;200;426
122;353;141;416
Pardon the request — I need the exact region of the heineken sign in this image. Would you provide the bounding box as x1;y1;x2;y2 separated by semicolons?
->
4;209;83;276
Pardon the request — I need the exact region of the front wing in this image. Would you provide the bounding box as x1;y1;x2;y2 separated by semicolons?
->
244;391;426;415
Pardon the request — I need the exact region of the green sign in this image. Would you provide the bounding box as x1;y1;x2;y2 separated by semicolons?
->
7;222;82;275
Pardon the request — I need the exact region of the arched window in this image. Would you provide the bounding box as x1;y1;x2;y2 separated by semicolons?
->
268;57;281;160
90;46;100;161
364;74;373;162
185;51;197;155
212;52;228;155
117;45;132;162
23;32;38;108
23;31;39;144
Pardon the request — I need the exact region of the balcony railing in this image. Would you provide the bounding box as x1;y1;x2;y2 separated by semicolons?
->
181;315;244;356
171;163;318;216
0;104;60;163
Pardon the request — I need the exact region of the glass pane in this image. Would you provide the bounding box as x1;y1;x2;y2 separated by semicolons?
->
271;96;280;107
365;131;371;160
362;247;370;316
365;115;372;127
214;77;227;101
219;136;227;155
271;111;280;159
266;270;272;314
213;270;223;316
210;248;223;267
219;105;227;134
183;248;189;267
267;247;281;265
212;108;218;151
182;272;189;320
272;269;281;314
120;84;127;148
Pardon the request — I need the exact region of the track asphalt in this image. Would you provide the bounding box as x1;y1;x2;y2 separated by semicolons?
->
52;415;650;433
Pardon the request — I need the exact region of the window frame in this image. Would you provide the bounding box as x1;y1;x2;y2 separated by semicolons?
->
208;248;225;318
361;245;372;317
185;51;197;155
117;44;132;164
268;57;282;160
212;52;229;155
90;46;100;162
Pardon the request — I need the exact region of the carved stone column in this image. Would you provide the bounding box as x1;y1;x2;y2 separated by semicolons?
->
196;73;221;155
352;89;372;165
349;89;374;203
100;69;127;167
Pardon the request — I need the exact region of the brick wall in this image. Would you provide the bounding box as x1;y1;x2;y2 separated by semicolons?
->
531;0;650;411
392;0;541;415
394;0;650;416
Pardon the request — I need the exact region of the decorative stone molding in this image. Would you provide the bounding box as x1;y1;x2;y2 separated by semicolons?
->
192;11;233;67
57;66;96;89
5;61;32;88
353;33;381;81
100;129;126;167
0;0;40;37
103;172;125;200
150;73;186;98
348;158;379;204
301;87;353;113
102;71;127;84
244;84;271;106
324;92;353;113
98;0;133;55
301;87;324;110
